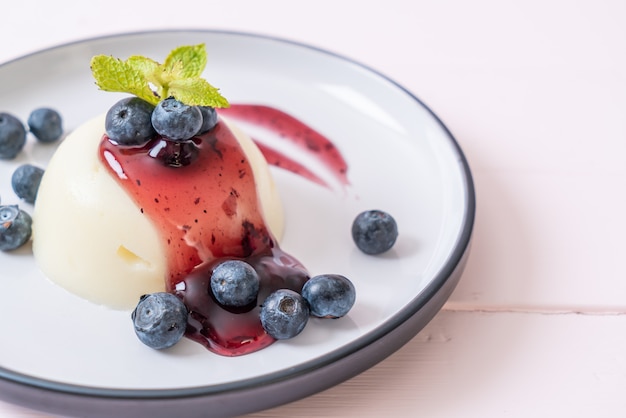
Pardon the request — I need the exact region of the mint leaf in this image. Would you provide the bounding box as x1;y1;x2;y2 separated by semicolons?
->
126;56;159;79
158;60;184;86
90;55;156;104
90;44;228;108
169;78;230;107
163;44;207;79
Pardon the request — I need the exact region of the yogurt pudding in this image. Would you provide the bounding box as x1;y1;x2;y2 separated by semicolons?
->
32;114;284;310
34;107;313;356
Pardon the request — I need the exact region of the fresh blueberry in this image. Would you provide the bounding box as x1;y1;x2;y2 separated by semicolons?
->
105;97;156;146
351;210;398;255
131;292;188;350
11;164;45;204
28;108;63;143
260;289;309;340
151;98;203;141
302;274;356;318
210;260;260;307
0;205;32;251
0;112;26;159
197;106;218;134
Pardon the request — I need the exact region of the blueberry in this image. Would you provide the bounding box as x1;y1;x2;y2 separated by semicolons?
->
11;164;44;204
151;98;203;141
351;210;398;255
260;289;309;340
131;292;188;350
0;205;32;251
210;260;260;307
28;108;63;143
197;106;218;134
302;274;356;318
105;97;156;146
0;112;26;159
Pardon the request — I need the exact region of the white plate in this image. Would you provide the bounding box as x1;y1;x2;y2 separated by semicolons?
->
0;30;474;417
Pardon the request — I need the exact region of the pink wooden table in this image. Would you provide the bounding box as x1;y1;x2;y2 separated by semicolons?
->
1;1;624;416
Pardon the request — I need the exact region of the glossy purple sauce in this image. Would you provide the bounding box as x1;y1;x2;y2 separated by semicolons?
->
100;105;347;356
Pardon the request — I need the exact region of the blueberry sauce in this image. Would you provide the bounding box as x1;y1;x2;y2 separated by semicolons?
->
99;105;347;356
218;104;349;189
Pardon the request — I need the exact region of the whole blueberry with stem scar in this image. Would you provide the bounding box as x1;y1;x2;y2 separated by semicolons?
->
105;97;156;146
260;289;309;340
131;292;188;350
0;205;32;251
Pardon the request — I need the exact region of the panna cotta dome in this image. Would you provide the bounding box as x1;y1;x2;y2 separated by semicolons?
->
32;114;284;310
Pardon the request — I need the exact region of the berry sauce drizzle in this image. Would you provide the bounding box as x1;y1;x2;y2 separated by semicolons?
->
99;105;348;356
218;104;349;189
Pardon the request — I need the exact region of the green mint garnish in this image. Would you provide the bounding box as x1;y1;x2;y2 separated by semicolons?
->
90;44;229;108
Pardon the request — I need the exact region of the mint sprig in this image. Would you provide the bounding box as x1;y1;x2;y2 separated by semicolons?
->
90;44;229;108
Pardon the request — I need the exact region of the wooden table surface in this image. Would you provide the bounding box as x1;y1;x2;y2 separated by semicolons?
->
1;1;625;417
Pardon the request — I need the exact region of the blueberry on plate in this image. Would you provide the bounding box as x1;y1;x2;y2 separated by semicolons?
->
302;274;356;318
105;97;156;146
11;164;45;204
260;289;309;340
210;260;260;307
131;292;188;350
351;209;398;255
28;108;63;143
151;98;203;141
0;205;32;251
0;112;26;160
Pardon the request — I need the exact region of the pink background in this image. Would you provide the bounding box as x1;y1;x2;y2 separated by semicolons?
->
1;1;625;416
